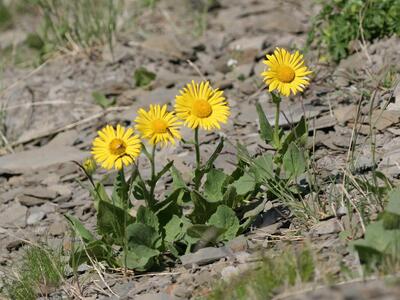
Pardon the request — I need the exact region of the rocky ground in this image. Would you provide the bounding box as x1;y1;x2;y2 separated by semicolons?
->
1;0;400;299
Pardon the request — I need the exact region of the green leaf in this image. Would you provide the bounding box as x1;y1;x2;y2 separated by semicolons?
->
271;92;281;104
256;102;274;143
250;153;274;181
186;224;226;245
111;170;129;209
204;168;228;202
92;91;116;109
231;173;256;196
136;206;159;230
126;223;161;249
386;187;400;216
280;117;307;156
282;142;306;178
222;185;238;208
155;188;183;226
164;215;185;243
207;205;240;241
97;200;134;245
189;191;218;224
64;214;95;243
123;245;159;271
171;165;187;190
70;240;115;267
134;67;156;87
203;138;224;172
90;182;110;210
154;160;174;183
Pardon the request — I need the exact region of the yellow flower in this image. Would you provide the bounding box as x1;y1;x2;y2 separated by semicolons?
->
82;157;97;176
261;48;312;97
92;124;141;170
175;80;230;130
135;104;182;146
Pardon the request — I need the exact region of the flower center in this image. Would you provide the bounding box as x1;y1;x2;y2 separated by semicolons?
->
276;65;295;83
152;119;168;134
192;99;212;118
109;138;126;156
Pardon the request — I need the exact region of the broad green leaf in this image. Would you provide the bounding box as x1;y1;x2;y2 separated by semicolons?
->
111;170;129;209
203;138;224;172
123;245;159;271
250;153;274;181
171;166;187;190
256;102;274;143
186;224;226;245
155;189;183;226
207;205;240;241
231;173;256;196
97;200;134;245
282;142;306;178
222;185;238;208
126;223;161;249
280;117;307;156
92;91;115;109
134;67;156;87
164;215;185;243
386;187;400;216
69;240;115;267
154;160;174;183
204;168;228;202
90;182;110;210
189;191;218;224
64;214;95;243
136;206;159;230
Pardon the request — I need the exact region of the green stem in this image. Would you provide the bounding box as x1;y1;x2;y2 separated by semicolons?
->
194;127;201;169
274;100;281;148
149;145;156;205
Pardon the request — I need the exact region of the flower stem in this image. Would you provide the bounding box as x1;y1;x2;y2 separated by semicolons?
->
149;144;156;205
274;99;281;149
194;127;201;169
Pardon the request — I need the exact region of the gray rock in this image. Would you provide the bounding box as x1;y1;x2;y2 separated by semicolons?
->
23;186;58;199
221;265;239;282
27;211;46;225
310;218;342;236
0;203;27;228
17;194;47;207
135;292;171;300
180;246;233;268
0;145;88;174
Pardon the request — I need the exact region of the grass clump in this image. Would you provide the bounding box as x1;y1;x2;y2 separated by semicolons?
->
1;244;66;300
307;0;400;62
24;0;123;56
206;248;315;300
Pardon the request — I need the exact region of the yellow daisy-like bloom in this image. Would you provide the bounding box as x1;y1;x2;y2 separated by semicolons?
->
135;104;182;146
175;80;230;130
261;48;312;97
92;124;141;170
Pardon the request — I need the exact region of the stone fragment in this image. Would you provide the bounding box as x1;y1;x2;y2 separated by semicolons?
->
221;265;239;282
17;195;47;207
135;293;172;300
310;218;342;236
27;211;45;225
180;246;233;268
0;203;27;228
23;186;58;199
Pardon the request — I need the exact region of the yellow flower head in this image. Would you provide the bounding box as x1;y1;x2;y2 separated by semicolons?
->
135;104;182;146
261;48;312;97
174;80;230;130
92;124;141;170
82;156;97;176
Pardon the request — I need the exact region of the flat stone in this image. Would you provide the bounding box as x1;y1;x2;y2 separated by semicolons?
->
17;194;47;207
23;186;58;199
0;202;27;228
221;265;239;282
0;187;23;204
227;235;248;252
48;221;68;236
0;145;88;174
310;218;342;236
135;293;172;300
27;211;45;225
180;246;233;268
